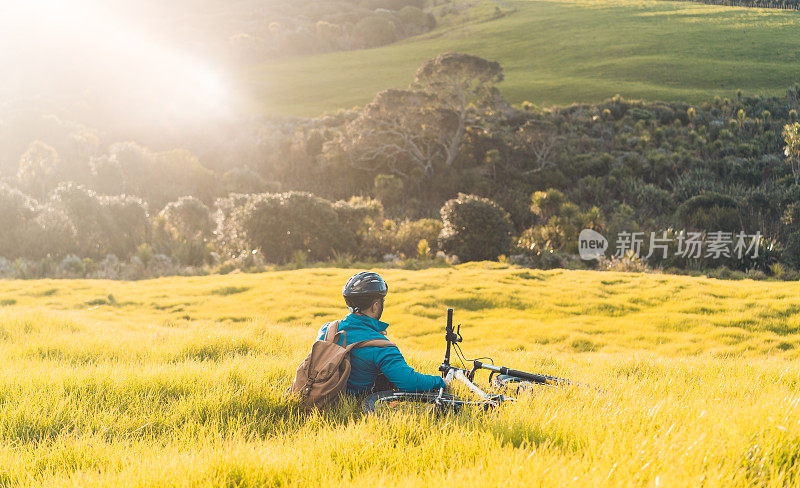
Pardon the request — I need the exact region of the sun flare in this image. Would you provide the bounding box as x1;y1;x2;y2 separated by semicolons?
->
0;0;236;125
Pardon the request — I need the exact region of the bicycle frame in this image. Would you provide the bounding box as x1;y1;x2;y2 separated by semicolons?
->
437;366;509;406
436;308;568;405
435;308;510;406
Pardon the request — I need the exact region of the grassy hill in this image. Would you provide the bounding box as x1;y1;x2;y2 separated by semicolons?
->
1;265;800;485
243;0;800;117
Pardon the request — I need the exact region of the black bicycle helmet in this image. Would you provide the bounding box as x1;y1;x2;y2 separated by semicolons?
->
343;271;388;313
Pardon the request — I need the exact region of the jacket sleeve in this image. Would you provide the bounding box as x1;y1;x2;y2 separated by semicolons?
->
316;323;329;341
374;346;446;392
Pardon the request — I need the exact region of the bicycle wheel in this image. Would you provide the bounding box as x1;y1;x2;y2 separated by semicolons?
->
362;390;468;415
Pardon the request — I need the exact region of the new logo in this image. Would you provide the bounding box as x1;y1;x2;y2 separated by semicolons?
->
578;229;608;260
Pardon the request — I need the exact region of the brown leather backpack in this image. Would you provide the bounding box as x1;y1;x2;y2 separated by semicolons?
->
287;320;395;409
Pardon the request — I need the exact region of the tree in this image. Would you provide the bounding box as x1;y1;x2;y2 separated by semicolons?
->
333;54;504;181
17;141;59;203
338;89;460;177
439;193;513;262
108;141;152;195
90;155;126;195
0;183;39;258
784;122;800;185
222;167;269;195
515;120;561;174
413;52;504;169
102;195;149;258
315;21;344;50
158;196;211;266
48;182;109;258
523;190;604;254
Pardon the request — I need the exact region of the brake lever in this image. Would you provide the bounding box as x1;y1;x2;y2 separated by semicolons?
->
435;369;455;406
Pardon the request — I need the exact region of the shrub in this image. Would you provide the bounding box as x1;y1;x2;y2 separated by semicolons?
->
135;243;154;267
374;174;404;209
334;197;384;241
237;191;355;263
398;6;427;32
354;16;397;47
676;192;740;232
598;252;646;272
160;196;212;241
439;193;513;262
395;219;442;257
213;193;254;256
96;254;121;279
59;255;85;277
782;231;800;269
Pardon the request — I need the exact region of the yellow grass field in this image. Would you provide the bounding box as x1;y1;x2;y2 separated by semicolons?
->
0;264;799;486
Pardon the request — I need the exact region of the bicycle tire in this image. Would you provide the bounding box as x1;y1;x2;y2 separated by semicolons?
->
362;390;469;415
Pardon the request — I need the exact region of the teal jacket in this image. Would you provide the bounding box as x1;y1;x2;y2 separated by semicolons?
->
316;313;446;394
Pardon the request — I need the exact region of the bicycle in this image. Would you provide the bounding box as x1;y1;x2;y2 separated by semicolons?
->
363;308;579;415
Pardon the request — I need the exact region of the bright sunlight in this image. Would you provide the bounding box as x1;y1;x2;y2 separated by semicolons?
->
0;0;237;126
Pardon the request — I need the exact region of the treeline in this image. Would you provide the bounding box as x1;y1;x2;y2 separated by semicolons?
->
6;53;800;278
0;182;494;279
665;0;800;9
227;0;436;62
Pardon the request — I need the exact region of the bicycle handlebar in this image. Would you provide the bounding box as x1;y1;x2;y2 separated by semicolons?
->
473;360;564;385
439;308;568;386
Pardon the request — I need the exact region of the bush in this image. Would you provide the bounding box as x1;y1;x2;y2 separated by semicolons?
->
48;182;148;259
237;191;355;263
782;230;800;269
395;219;442;258
213;193;254;256
354;16;397;47
598;252;646;272
334;197;384;242
398;6;427;32
59;254;85;277
439;193;513;262
160;196;212;241
676;192;740;232
96;254;121;279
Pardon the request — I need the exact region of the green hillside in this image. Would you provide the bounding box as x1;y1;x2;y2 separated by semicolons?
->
242;0;800;117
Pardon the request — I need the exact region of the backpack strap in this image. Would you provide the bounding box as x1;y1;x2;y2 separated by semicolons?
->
346;338;396;351
324;320;342;342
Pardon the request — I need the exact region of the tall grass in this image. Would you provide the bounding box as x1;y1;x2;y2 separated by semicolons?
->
0;265;798;486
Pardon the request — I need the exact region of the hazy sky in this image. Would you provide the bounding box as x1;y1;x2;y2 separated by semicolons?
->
0;0;241;128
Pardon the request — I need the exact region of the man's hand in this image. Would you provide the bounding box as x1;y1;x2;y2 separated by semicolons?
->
443;377;452;387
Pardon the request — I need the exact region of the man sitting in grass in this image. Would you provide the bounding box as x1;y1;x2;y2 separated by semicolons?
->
317;271;448;394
